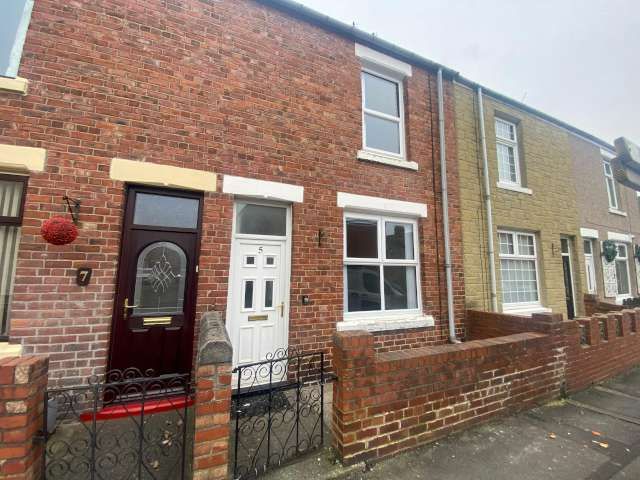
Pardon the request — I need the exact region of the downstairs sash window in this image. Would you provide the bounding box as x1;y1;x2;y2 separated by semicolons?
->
499;230;541;309
344;214;420;316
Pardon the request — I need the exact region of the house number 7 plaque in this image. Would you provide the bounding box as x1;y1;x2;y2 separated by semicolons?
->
76;267;92;286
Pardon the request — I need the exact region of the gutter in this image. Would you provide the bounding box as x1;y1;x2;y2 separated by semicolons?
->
436;69;459;343
477;87;498;312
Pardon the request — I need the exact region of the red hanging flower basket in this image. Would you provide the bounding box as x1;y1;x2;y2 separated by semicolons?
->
41;216;78;246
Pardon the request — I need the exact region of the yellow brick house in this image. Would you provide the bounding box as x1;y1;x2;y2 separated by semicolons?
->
454;79;593;319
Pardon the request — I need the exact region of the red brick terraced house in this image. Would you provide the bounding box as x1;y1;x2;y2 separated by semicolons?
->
0;0;466;386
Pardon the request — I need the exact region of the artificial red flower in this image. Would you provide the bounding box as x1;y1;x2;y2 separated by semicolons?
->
41;216;78;245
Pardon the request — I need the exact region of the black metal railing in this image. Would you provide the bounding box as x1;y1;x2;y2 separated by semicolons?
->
42;368;193;480
231;349;325;479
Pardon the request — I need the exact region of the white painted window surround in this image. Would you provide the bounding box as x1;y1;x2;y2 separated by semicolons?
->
495;118;524;188
222;175;304;203
336;191;432;332
580;228;599;239
355;43;416;170
337;315;434;333
336;192;427;218
496;182;532;195
603;160;620;211
355;44;413;78
0;144;46;173
0;77;28;95
609;208;627;217
583;239;597;294
608;231;633;243
614;243;632;302
498;230;544;314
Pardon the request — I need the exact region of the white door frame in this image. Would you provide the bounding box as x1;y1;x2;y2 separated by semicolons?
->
225;199;292;366
561;237;576;317
583;238;597;294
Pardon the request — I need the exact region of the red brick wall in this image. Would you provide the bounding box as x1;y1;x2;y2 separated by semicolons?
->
583;293;624;317
0;355;48;480
566;309;640;393
465;309;565;340
467;308;640;393
372;327;441;353
332;328;565;465
2;0;464;384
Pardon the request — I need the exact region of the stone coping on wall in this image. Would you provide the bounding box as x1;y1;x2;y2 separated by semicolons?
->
196;311;232;366
376;331;547;365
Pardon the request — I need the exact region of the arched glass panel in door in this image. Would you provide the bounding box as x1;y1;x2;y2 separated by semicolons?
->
133;241;187;316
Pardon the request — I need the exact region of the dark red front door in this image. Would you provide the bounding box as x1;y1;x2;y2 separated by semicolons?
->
108;186;202;376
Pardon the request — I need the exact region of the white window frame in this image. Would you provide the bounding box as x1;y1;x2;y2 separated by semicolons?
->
583;239;597;294
1;0;35;79
498;230;543;312
360;68;406;161
343;212;421;320
614;242;632;301
603;160;619;210
495;118;522;186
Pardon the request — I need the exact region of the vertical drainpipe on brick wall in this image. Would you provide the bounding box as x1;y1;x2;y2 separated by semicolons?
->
477;86;499;312
437;69;460;343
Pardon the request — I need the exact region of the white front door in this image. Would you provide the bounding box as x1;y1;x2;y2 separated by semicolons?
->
227;202;290;368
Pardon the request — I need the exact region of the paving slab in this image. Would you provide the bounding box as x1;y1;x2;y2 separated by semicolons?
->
341;407;611;480
604;368;640;398
261;367;640;480
572;387;640;420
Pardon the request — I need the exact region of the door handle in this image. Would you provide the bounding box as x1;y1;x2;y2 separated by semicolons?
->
123;297;139;316
278;302;285;318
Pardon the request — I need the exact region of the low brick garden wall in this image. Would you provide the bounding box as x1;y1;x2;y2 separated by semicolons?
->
331;322;566;465
332;308;640;466
0;355;48;480
567;310;640;393
583;293;625;316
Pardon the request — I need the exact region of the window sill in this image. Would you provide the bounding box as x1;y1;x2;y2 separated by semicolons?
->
609;208;627;217
336;314;434;333
0;76;28;95
357;150;418;171
0;342;22;359
616;295;632;305
502;304;551;317
496;182;532;195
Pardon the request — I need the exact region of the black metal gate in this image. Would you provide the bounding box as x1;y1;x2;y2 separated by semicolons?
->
41;368;194;480
231;350;325;479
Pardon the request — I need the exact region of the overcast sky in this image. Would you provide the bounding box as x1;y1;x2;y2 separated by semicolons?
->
297;0;640;145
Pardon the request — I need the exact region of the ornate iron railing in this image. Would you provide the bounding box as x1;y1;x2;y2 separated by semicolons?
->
231;350;325;479
42;368;193;480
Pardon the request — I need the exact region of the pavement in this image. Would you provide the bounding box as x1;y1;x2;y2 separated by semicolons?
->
262;367;640;480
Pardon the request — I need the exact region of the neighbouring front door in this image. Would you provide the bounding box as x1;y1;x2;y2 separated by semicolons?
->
109;186;202;376
561;238;575;320
227;202;290;367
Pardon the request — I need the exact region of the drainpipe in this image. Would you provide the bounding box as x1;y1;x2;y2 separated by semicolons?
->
477;87;499;311
437;69;460;343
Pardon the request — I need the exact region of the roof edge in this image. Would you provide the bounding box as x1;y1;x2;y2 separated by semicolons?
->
255;0;614;152
254;0;458;78
455;77;614;151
